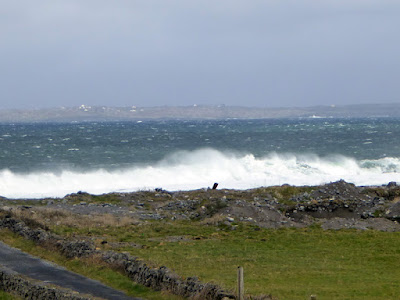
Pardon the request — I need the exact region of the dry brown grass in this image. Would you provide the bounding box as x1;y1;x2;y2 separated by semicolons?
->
5;207;139;229
199;213;226;226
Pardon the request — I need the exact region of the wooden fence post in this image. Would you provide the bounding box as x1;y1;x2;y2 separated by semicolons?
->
237;266;244;300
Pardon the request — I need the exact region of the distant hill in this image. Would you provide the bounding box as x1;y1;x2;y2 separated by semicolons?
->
1;103;400;122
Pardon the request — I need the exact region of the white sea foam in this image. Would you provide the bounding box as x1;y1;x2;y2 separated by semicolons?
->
1;148;400;199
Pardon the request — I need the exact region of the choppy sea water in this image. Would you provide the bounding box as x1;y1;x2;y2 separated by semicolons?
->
1;118;400;198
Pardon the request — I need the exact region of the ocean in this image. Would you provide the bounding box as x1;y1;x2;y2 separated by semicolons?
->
1;118;400;199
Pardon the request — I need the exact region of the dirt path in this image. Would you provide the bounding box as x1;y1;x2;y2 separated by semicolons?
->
0;241;140;300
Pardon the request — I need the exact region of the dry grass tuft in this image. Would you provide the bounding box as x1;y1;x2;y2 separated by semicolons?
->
199;214;226;226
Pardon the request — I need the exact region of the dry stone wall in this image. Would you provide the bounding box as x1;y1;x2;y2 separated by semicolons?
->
0;266;94;300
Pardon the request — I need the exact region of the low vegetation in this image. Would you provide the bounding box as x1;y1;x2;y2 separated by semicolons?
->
2;183;400;299
0;290;19;300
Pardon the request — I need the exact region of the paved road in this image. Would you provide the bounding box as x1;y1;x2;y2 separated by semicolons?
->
0;241;140;300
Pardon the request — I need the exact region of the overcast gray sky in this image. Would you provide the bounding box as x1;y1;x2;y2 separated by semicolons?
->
1;1;399;109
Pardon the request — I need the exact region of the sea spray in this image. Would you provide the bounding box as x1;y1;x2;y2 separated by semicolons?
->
1;149;400;199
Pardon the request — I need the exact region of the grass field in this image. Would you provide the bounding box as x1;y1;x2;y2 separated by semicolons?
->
46;219;400;300
2;201;400;300
0;291;19;300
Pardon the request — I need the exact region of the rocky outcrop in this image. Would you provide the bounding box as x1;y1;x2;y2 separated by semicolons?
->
0;266;95;300
283;180;398;221
384;201;400;221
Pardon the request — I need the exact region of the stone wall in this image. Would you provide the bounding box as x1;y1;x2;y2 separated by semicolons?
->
101;251;233;299
0;266;94;300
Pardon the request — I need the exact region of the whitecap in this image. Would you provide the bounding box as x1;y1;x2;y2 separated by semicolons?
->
2;149;400;199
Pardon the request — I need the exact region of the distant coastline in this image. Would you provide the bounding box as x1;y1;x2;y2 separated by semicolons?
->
1;103;400;122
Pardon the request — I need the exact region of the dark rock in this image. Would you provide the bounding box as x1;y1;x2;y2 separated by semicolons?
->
387;181;397;188
384;202;400;221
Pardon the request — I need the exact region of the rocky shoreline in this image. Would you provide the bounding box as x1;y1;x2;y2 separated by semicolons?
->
1;180;399;232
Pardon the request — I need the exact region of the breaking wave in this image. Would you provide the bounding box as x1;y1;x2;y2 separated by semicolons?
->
1;148;400;199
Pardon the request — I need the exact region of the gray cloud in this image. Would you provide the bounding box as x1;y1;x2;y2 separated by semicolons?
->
1;1;399;108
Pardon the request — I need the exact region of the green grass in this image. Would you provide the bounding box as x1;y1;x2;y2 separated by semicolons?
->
0;229;181;300
136;226;400;299
52;221;400;299
88;193;124;205
0;291;19;300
